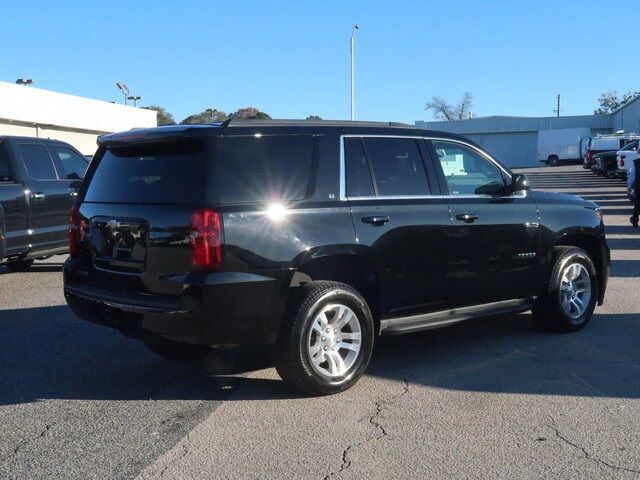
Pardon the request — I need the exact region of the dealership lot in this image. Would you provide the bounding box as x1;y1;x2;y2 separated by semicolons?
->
1;165;639;479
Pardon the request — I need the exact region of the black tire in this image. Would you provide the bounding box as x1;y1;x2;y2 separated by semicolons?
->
143;340;208;362
275;281;374;396
548;155;559;166
533;247;598;333
5;259;34;271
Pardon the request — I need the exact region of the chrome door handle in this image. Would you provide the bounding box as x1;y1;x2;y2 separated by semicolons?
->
31;192;46;201
361;216;389;226
69;188;78;197
456;213;478;223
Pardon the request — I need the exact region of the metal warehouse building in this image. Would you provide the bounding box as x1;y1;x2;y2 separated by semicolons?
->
415;95;640;168
0;81;157;155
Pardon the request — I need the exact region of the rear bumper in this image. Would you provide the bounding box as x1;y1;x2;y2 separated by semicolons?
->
63;258;289;346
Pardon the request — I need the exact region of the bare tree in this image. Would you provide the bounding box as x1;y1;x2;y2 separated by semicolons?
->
425;96;454;121
456;92;473;120
425;92;473;121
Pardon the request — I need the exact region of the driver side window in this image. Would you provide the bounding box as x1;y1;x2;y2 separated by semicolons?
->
433;141;506;195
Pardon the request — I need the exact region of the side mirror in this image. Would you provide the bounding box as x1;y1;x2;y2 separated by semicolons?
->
511;174;530;193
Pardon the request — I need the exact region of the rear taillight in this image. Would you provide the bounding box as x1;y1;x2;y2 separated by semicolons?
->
68;203;86;256
620;155;625;166
190;209;223;270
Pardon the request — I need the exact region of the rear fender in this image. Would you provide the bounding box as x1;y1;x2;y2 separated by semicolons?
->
290;244;381;319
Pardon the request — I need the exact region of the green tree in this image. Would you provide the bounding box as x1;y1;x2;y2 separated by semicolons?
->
180;108;228;124
142;105;175;126
594;90;640;115
229;107;271;120
306;115;322;120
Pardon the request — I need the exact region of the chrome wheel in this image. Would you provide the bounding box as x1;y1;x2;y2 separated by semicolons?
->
306;303;362;378
559;262;591;320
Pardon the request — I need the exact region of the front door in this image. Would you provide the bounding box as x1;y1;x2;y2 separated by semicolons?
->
345;135;454;317
429;139;540;306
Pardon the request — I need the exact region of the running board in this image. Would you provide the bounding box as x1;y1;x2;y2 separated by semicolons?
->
379;298;536;335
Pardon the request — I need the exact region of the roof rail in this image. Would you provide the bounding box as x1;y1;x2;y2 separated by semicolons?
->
221;118;414;128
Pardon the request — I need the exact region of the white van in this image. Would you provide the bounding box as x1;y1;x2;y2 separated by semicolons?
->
538;127;590;165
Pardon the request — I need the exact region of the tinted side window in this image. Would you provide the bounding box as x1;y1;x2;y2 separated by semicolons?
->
433;141;506;195
344;138;374;197
51;146;89;180
362;138;429;196
19;144;58;180
0;144;13;182
221;135;313;204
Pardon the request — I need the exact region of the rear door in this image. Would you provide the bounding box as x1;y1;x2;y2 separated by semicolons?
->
15;142;72;250
345;135;454;317
428;139;540;306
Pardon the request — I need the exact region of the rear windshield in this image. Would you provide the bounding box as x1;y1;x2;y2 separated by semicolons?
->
84;141;205;204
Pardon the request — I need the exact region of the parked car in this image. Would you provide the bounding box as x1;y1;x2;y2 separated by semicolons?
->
0;136;89;270
616;140;639;180
583;134;639;170
538;127;590;166
63;120;610;395
591;151;619;178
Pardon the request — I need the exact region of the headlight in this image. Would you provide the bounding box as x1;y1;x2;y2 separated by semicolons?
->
594;207;603;222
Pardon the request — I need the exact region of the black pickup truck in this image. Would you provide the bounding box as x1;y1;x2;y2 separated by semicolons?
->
0;136;89;270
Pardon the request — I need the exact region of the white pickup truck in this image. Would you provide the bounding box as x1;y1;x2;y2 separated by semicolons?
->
616;140;639;179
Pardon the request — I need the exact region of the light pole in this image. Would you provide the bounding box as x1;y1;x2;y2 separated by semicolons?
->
127;95;141;107
16;78;34;86
116;82;130;105
350;24;359;121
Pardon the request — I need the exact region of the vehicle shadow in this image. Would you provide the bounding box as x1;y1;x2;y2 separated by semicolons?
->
1;305;638;405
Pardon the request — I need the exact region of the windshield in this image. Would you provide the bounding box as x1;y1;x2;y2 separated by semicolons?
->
621;141;638;151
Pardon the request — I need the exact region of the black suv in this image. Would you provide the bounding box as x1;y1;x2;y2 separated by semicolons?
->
64;120;610;395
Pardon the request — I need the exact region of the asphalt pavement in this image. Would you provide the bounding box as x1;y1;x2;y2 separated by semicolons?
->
1;165;639;479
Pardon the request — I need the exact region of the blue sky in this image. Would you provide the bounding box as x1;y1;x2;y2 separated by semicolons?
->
0;0;637;124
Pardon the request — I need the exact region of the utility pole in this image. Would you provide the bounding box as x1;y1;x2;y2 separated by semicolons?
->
553;94;562;117
350;24;359;121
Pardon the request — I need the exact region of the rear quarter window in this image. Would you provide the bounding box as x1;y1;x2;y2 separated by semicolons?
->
84;141;206;204
221;135;314;204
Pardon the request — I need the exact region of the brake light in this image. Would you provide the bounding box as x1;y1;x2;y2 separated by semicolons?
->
190;209;223;269
68;203;86;256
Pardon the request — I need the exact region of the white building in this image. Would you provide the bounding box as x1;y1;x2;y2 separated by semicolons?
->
416;95;640;168
0;81;157;155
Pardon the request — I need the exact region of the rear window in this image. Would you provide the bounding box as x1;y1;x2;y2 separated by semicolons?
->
84;141;205;204
221;135;314;204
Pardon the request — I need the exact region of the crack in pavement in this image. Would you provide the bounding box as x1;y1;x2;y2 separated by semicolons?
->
325;374;414;479
1;424;53;465
548;416;640;475
159;432;191;477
